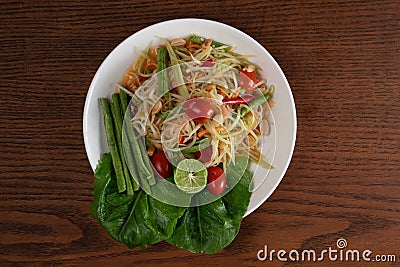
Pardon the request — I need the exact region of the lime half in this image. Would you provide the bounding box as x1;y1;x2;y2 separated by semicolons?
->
174;159;207;194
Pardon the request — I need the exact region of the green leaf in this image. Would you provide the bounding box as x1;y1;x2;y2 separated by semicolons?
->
225;155;249;188
167;194;238;254
167;169;253;254
223;169;253;220
91;153;186;248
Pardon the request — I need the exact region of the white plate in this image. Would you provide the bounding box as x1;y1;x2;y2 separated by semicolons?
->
83;18;296;217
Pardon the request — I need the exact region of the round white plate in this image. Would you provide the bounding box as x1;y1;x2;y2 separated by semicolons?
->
83;18;296;217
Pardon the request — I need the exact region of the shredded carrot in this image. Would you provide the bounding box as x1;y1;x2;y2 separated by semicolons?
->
216;126;225;133
197;129;209;138
218;86;227;97
146;62;158;71
205;84;215;91
221;105;228;116
149;45;162;60
186;44;201;50
132;57;140;70
204;39;212;46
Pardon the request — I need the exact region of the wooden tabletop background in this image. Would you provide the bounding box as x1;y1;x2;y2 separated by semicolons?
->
1;1;399;266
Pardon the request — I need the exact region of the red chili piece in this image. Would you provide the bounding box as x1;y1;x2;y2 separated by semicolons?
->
222;95;255;105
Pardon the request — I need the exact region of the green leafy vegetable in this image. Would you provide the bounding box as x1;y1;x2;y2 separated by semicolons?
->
167;168;252;254
91;153;186;248
223;168;253;220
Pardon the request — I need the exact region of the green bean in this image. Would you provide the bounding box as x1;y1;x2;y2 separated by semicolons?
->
157;47;169;97
181;138;211;154
99;98;126;193
145;139;153;147
123;116;155;187
240;93;271;117
157;111;170;119
136;131;156;186
122;125;150;193
119;89;129;115
160;37;189;99
111;94;133;196
119;90;140;191
189;35;230;51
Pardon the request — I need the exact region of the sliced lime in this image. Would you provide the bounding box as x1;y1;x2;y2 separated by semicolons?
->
174;159;207;194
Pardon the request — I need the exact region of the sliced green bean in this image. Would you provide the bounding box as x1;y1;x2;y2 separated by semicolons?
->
160;37;189;99
240;93;271;117
189;35;230;51
181;138;211;154
157;111;170;119
136;132;156;186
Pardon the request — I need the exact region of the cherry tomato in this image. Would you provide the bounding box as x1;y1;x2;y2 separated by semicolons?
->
150;152;172;179
194;145;213;163
240;70;259;94
138;75;147;84
207;166;227;196
183;98;214;123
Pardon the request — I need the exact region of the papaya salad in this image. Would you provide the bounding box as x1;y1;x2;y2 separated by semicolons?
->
91;35;275;253
121;36;273;192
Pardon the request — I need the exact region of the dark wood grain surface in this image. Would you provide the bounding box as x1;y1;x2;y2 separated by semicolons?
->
1;1;399;266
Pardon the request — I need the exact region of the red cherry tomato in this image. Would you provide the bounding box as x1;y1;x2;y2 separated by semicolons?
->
207;166;227;196
150;152;172;179
138;75;147;84
183;98;214;123
194;145;213;163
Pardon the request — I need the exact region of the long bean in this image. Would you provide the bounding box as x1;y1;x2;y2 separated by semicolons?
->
189;35;230;51
119;89;129;114
119;91;140;191
157;47;169;97
157;111;170;119
240;93;271;117
99;98;126;193
136;131;156;186
122;124;151;193
181;138;211;154
111;94;133;196
124;115;156;187
160;37;189;99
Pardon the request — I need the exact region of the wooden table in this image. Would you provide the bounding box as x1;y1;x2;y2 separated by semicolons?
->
1;1;399;266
